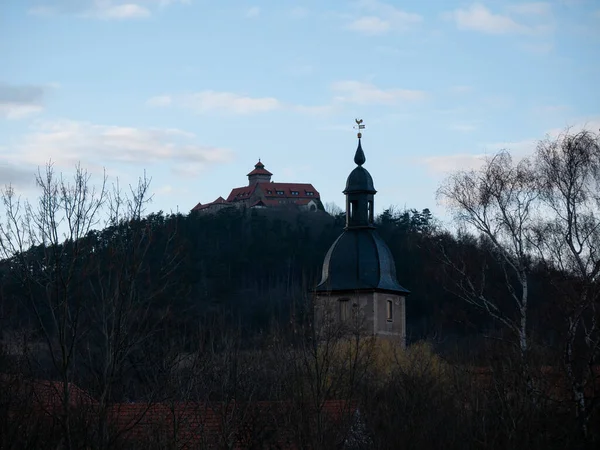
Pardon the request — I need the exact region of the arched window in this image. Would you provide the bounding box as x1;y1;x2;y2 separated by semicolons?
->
386;299;393;322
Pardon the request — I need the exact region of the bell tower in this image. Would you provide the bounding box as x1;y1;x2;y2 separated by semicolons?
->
314;119;410;345
344;138;376;229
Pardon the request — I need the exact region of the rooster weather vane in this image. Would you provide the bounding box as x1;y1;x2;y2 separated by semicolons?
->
354;118;365;138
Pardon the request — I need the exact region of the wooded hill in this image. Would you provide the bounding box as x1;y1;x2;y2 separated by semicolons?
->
1;128;599;448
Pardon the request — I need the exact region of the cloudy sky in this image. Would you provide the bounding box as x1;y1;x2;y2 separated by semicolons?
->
1;0;599;219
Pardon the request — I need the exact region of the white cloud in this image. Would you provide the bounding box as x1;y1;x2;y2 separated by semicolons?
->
331;80;426;105
545;117;600;138
346;0;421;35
486;138;538;156
29;0;188;20
146;95;173;107
0;104;44;120
187;91;279;114
0;83;51;120
148;81;425;116
417;154;488;174
292;104;336;115
445;3;528;34
93;3;151;19
418;117;600;176
508;2;551;16
155;184;189;196
347;16;391;35
245;6;260;18
2;119;233;177
151;91;281;115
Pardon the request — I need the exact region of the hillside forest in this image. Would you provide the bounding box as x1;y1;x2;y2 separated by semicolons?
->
0;129;599;449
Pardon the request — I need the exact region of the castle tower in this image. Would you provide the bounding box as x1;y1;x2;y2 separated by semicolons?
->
314;122;410;345
247;160;273;185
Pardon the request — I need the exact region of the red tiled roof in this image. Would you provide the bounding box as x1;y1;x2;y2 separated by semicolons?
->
192;196;230;211
110;400;357;449
247;160;273;177
247;167;273;176
252;198;316;207
227;185;258;202
0;376;97;416
227;183;320;202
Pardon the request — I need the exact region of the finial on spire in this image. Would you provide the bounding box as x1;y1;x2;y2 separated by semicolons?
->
354;118;365;139
353;119;366;165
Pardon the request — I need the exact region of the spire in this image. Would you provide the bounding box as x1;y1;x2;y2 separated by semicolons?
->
344;119;376;229
353;118;366;166
354;139;366;166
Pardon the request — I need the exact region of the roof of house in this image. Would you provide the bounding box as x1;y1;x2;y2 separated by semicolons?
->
251;198;317;208
110;400;356;449
227;183;320;203
0;375;97;413
192;196;230;211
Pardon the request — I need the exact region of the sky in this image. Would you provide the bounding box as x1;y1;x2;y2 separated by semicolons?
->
1;0;599;221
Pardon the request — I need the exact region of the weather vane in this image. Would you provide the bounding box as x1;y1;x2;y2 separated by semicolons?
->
354;118;365;138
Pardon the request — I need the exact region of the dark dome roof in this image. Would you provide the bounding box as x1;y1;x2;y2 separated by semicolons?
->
316;228;410;294
344;166;376;194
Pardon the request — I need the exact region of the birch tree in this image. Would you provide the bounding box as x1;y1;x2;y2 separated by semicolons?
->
533;129;600;437
437;151;538;359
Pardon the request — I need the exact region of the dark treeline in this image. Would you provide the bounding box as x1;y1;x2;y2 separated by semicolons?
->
1;204;529;352
1;128;599;449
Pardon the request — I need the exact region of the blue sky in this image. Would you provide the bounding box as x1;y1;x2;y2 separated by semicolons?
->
1;0;599;220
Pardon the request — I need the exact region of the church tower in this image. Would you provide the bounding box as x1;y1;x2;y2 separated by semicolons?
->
314;121;410;345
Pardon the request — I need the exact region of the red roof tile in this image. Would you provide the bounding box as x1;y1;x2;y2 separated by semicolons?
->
192;196;231;211
247;160;273;177
227;183;320;202
110;400;356;449
247;167;273;176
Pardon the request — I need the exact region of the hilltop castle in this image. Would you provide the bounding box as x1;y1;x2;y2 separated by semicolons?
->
192;160;324;214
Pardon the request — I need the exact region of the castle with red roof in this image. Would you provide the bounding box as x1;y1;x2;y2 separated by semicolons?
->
192;160;323;214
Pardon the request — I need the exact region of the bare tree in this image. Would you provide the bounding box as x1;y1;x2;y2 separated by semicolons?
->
324;202;344;217
0;163;108;449
437;151;538;359
0;163;179;449
533;129;600;437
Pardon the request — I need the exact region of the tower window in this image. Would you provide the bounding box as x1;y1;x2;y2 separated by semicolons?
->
368;200;373;223
350;200;357;219
387;300;393;322
339;297;350;321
